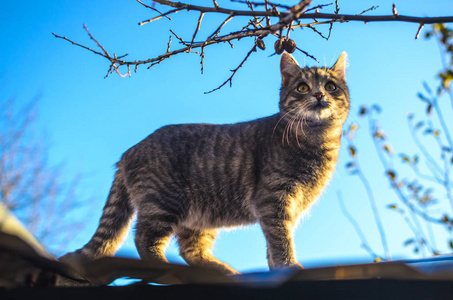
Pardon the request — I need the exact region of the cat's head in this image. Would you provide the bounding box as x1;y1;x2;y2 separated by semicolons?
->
279;52;350;129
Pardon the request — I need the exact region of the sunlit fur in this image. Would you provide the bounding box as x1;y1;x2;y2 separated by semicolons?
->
61;52;350;275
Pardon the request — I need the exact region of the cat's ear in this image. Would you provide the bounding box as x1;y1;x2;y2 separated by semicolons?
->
280;52;300;87
331;52;347;79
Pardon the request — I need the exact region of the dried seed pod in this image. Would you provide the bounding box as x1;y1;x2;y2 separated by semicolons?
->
256;38;265;50
283;39;296;54
274;39;284;54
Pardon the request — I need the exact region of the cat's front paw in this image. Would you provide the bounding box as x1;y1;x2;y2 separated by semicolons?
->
289;262;304;270
270;262;304;272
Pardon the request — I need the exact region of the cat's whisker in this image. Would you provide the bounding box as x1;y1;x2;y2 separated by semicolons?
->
295;110;304;148
282;117;292;146
301;116;307;137
297;102;312;134
282;122;288;145
282;106;308;147
294;115;300;147
286;121;292;145
273;107;299;140
279;107;301;146
301;113;309;138
285;118;293;146
288;115;298;146
295;106;311;146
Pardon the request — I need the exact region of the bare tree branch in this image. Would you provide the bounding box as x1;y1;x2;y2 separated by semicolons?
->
147;0;453;23
231;0;293;10
54;0;453;92
0;97;88;255
344;130;391;260
337;190;383;261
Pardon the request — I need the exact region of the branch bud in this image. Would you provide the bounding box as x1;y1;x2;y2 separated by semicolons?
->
256;38;266;50
274;38;284;54
392;4;398;16
283;39;296;53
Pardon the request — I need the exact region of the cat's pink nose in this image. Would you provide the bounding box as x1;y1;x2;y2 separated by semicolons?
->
313;92;324;100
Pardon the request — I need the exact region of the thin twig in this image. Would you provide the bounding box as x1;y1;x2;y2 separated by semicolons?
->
358;6;379;16
286;21;293;39
433;29;453;109
390;205;433;256
327;0;339;40
205;45;257;94
264;0;271;27
230;0;292;10
367;114;434;255
433;97;453;150
357;159;391;259
295;46;318;62
200;45;205;74
170;30;189;46
82;24;130;78
138;7;182;26
190;12;205;49
422;206;438;254
415;23;425;40
136;0;171;20
166;36;172;52
337;190;382;260
408;117;444;179
304;3;333;13
207;14;234;41
83;24;109;56
345;133;391;260
388;178;436;256
306;24;329;40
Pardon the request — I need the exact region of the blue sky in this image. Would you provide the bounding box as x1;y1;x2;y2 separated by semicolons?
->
1;0;453;272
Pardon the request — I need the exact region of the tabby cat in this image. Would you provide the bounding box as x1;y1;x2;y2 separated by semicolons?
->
64;52;350;275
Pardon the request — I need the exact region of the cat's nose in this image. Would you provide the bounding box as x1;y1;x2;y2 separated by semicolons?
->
313;92;324;101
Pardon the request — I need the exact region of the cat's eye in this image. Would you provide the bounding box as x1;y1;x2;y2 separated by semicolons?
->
297;83;310;93
325;82;337;91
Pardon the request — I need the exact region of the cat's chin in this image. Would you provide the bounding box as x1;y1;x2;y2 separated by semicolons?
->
302;109;333;127
304;118;329;128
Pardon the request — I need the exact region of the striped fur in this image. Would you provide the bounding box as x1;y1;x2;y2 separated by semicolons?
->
62;52;350;274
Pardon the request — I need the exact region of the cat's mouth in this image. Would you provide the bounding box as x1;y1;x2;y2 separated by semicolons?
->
301;105;333;126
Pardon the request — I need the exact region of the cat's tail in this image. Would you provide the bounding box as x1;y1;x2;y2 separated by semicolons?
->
62;167;135;261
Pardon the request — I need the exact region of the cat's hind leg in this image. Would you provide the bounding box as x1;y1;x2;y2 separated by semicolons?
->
135;201;180;263
175;227;239;275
